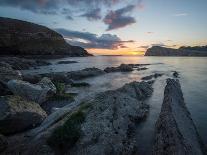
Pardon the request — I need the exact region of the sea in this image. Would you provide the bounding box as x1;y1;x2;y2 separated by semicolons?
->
23;56;207;154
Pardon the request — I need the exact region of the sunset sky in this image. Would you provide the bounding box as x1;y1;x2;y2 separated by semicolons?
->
0;0;206;55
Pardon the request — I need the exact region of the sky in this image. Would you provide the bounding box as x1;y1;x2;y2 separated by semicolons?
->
0;0;207;55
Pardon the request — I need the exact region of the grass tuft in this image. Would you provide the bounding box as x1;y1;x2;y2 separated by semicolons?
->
71;82;90;87
47;110;85;152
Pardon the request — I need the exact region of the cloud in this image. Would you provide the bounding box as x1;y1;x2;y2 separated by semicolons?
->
173;13;188;17
65;15;73;20
138;45;149;49
0;0;144;29
146;32;154;34
103;5;136;31
151;43;167;47
55;28;134;49
80;8;101;21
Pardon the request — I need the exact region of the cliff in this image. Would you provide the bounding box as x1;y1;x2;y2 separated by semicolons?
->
145;46;207;56
0;17;91;57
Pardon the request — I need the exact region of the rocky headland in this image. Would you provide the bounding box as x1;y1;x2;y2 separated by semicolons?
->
145;46;207;56
0;17;92;57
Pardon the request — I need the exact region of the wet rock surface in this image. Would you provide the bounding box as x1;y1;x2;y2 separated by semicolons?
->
66;81;153;155
56;60;78;64
0;57;51;70
0;62;22;84
104;64;133;73
153;79;206;155
7;77;56;104
0;96;47;135
67;67;105;80
141;73;163;81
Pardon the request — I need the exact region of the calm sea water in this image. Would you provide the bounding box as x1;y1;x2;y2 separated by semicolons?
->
24;56;207;154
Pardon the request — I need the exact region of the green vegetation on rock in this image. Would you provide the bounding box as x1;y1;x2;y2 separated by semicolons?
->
50;82;75;101
47;110;86;152
71;82;90;87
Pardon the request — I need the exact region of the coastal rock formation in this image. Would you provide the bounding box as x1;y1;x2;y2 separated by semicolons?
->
104;64;133;73
141;73;163;81
48;81;153;154
0;17;91;57
67;67;105;80
0;57;51;70
7;77;56;104
0;134;8;152
145;46;207;56
0;96;47;135
153;79;206;155
0;62;22;84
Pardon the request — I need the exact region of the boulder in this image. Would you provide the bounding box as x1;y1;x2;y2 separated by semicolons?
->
0;134;8;152
0;63;22;84
67;68;105;80
104;64;133;73
7;77;56;104
0;82;12;96
0;96;47;135
56;60;78;64
40;72;73;84
153;79;206;155
57;81;153;154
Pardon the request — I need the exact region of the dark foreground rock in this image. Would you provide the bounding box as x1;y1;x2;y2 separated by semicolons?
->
7;77;56;104
0;57;51;70
153;79;206;155
0;134;7;153
0;17;91;57
0;96;47;135
48;81;153;154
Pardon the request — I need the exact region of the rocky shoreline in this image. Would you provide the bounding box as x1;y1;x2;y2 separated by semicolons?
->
0;56;206;154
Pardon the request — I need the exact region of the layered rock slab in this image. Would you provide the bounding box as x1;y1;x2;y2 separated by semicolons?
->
66;81;153;155
153;79;206;155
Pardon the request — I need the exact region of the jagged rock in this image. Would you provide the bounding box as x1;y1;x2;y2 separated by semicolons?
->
141;73;163;81
67;68;105;80
7;77;56;104
65;81;153;155
172;71;179;78
40;72;73;84
0;57;51;70
0;81;12;96
153;79;206;155
0;96;47;135
137;67;148;71
0;62;22;84
145;46;207;56
22;74;42;84
0;134;8;152
56;60;78;64
0;17;91;57
104;64;133;73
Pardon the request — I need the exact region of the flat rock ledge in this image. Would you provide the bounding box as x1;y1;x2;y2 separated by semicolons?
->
67;81;153;155
153;79;206;155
